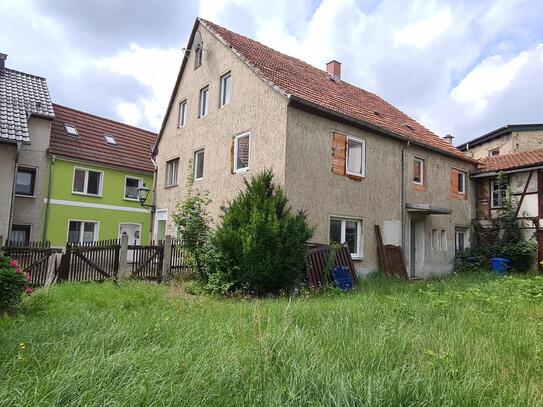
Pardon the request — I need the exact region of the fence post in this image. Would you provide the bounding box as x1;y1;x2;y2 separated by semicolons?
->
118;234;129;279
161;235;172;282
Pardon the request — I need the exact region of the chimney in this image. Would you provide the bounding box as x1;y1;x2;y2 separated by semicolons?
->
0;53;6;70
444;134;454;145
326;60;341;80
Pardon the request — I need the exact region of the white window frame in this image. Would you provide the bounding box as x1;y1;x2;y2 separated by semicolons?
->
329;216;363;259
104;134;117;145
455;227;469;253
457;170;467;194
165;158;179;187
489;148;500;157
345;136;366;177
234;132;250;174
219;71;232;107
179;99;187;128
199;85;209;118
72;166;104;197
193;149;205;181
413;157;425;185
440;229;447;251
66;219;100;244
124;176;143;201
491;178;508;208
64;124;78;136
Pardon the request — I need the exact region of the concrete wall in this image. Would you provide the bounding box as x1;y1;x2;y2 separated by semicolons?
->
0;143;16;241
12;116;52;241
154;23;289;233
467;131;543;159
284;107;474;277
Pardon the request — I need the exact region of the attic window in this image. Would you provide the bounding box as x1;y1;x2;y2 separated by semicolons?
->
404;123;414;131
373;111;381;116
104;134;117;145
64;124;78;136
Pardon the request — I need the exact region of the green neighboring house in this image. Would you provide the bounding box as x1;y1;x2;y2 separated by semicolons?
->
42;104;157;247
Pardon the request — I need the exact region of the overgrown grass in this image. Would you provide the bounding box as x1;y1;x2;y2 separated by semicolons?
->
1;273;543;406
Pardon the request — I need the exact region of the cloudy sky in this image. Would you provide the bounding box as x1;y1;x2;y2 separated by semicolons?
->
1;0;542;144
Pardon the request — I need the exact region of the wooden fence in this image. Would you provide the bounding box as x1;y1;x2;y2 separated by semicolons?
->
305;243;358;288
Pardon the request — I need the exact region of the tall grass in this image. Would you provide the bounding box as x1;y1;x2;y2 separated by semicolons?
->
1;273;542;406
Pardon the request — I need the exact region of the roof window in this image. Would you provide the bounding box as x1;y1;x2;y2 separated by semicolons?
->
64;124;78;136
404;123;414;131
104;134;117;145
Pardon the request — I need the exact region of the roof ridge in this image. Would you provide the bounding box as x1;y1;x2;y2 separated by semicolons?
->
52;103;157;137
2;67;47;81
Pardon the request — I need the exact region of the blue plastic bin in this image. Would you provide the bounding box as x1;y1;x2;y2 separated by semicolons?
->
491;257;510;275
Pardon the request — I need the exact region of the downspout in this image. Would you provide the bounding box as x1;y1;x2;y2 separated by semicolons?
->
42;155;55;243
150;155;158;242
400;140;410;255
7;140;22;243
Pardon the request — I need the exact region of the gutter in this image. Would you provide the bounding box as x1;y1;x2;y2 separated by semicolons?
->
42;155;55;243
6;140;22;243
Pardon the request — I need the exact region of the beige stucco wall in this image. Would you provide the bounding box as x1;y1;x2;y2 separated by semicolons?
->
12;116;52;241
0;143;16;241
154;23;289;235
467;131;543;159
283;107;474;277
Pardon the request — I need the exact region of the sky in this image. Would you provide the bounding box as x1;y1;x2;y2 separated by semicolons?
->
1;0;542;145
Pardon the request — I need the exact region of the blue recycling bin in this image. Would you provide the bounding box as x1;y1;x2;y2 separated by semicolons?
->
491;257;510;275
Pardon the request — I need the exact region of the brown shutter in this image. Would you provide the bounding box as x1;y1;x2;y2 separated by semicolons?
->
230;138;235;174
332;132;346;176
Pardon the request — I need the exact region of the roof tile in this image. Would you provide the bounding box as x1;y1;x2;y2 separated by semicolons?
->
476;149;543;173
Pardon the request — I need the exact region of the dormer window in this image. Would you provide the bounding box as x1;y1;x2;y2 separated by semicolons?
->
104;134;117;145
64;124;78;136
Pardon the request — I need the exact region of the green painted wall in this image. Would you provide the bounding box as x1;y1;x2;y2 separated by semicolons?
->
42;158;154;247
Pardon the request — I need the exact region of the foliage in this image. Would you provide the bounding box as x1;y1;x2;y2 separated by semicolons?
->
2;275;543;406
454;244;490;274
209;170;314;295
0;252;32;314
171;161;212;279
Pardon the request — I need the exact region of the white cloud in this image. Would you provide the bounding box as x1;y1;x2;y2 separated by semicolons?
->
394;4;453;50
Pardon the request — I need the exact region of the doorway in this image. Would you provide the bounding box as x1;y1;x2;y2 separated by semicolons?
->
409;219;425;278
119;223;141;262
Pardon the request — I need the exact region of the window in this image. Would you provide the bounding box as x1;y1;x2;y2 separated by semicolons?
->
125;177;143;200
72;168;102;196
179;100;187;127
195;45;203;68
165;158;179;187
489;148;500;157
432;229;438;250
220;72;232;107
346;136;365;177
455;227;468;253
457;171;466;194
104;134;117;145
234;133;250;173
329;217;363;258
64;124;78;136
15;167;36;196
10;225;31;244
194;149;204;180
491;178;508;208
68;220;98;243
440;230;447;251
199;86;209;117
413;157;424;185
432;229;447;250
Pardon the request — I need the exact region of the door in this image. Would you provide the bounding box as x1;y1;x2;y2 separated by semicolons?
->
119;223;141;262
409;219;425;278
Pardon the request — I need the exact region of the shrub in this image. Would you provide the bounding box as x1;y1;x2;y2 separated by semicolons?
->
0;252;32;314
209;170;314;295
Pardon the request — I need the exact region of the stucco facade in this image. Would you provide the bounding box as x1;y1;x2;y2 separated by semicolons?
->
0;143;16;240
464;130;543;160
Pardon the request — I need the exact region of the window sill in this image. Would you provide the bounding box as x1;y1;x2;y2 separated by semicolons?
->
351;256;364;261
72;192;103;198
346;173;364;181
234;168;249;175
15;194;36;198
123;198;140;202
164;184;178;189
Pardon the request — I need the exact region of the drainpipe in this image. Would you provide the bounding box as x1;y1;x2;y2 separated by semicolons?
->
7;140;22;243
42;155;55;243
150;155;158;241
400;140;410;254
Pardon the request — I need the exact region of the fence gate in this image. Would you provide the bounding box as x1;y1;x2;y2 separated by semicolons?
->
128;242;164;281
58;240;120;283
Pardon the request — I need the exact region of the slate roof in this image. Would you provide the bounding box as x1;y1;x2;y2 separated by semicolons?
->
160;18;469;162
0;67;54;142
476;148;543;174
49;104;157;173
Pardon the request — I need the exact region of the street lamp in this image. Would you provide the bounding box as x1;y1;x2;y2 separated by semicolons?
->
137;187;155;213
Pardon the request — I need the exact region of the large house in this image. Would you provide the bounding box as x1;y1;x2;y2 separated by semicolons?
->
0;53;54;243
43;104;157;247
153;18;477;278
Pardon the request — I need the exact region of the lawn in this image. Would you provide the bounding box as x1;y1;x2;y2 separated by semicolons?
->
1;273;543;406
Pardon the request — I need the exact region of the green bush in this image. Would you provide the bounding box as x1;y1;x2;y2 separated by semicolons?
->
209;170;314;295
0;252;32;314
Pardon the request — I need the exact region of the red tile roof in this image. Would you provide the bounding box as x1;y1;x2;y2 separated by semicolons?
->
49;104;157;173
196;18;471;162
476;149;543;174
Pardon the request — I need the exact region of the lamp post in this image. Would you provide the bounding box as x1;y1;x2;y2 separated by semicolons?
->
137;187;155;213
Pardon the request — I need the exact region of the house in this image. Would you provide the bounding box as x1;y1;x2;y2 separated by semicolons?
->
153;18;476;278
0;53;55;244
42;104;157;247
457;124;543;159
